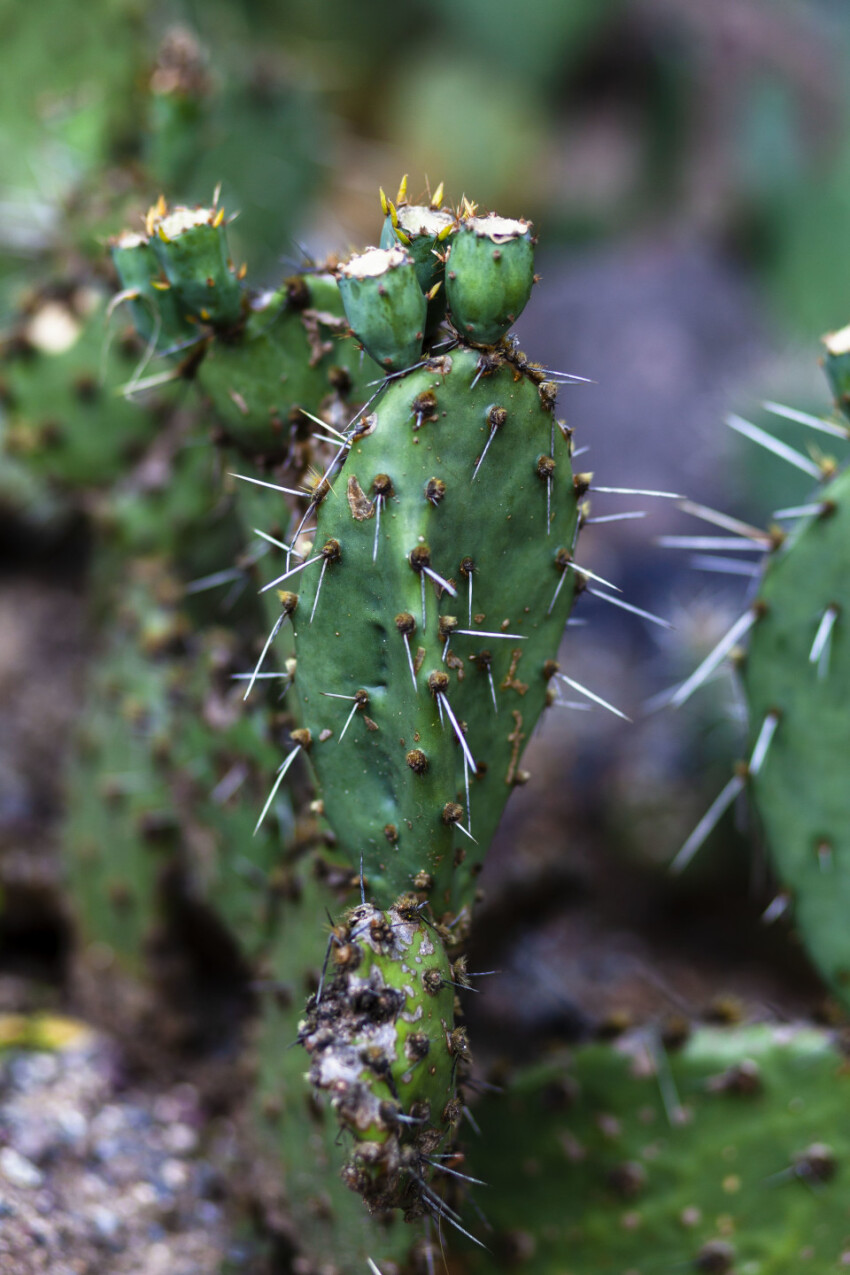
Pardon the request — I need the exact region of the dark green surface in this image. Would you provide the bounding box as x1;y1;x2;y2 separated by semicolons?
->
467;1025;850;1273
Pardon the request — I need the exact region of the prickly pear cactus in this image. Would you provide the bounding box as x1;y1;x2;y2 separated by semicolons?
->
738;330;850;1009
278;184;583;1225
464;1024;850;1272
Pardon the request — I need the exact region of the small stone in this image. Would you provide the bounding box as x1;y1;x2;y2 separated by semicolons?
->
0;1147;43;1189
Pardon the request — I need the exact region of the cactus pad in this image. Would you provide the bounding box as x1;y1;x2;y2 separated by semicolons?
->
465;1025;850;1272
299;898;460;1216
291;344;578;913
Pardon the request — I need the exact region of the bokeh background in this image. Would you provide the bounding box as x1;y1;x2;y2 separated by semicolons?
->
3;0;850;1266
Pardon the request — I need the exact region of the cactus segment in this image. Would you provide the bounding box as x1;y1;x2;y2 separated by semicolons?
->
149;204;244;330
337;246;427;372
291;345;578;912
464;1025;850;1272
254;877;419;1269
742;463;850;1007
445;215;534;346
299;898;459;1215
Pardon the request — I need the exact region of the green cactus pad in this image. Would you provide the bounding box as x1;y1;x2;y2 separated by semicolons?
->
66;558;289;972
465;1025;850;1273
0;289;167;492
254;876;422;1270
742;463;850;1008
150;204;244;330
338;246;427;373
291;345;578;914
445;215;534;346
299;898;459;1215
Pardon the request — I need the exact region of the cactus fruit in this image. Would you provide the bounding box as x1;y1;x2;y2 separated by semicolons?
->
337;246;428;373
111;205;381;455
463;1024;850;1272
445;214;535;345
146;201;245;331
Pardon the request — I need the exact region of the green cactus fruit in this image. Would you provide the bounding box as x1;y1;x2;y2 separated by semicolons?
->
299;897;460;1216
822;324;850;421
741;461;850;1008
111;230;197;350
337;246;427;373
193;273;381;453
445;214;534;346
0;288;167;492
379;199;456;333
290;345;578;914
464;1025;850;1272
149;203;244;330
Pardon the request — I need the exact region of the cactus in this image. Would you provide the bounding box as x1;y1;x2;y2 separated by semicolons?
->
670;327;850;1014
462;1024;850;1272
276;186;582;1225
66;555;290;973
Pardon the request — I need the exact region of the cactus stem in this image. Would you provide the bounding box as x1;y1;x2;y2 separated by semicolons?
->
253;744;302;834
726;413;826;479
671;607;759;708
586;587;673;630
